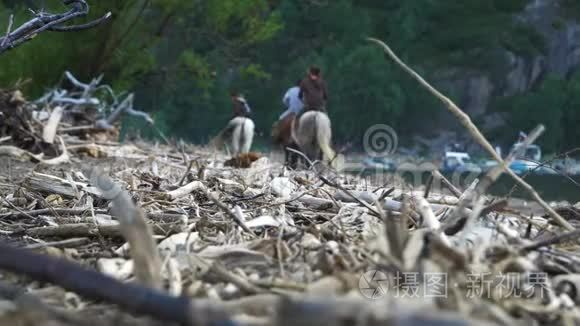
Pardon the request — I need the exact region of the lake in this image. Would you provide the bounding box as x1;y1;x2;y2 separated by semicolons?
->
346;168;580;203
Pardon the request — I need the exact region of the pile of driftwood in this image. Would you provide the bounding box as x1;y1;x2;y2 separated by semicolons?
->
0;140;579;326
0;38;579;326
0;71;156;165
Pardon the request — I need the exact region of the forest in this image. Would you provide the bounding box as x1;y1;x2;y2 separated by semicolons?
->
2;0;580;155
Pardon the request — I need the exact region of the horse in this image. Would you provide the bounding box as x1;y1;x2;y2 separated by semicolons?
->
212;116;255;156
272;111;336;168
288;111;336;168
271;112;300;167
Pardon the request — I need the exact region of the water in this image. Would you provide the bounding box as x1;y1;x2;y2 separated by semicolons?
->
347;169;580;203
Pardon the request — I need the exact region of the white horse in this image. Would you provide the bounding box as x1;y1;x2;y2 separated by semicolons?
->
291;111;336;166
212;117;255;156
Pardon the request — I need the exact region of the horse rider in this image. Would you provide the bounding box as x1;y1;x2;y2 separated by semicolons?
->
231;90;252;118
296;66;328;128
213;90;253;150
280;79;304;120
272;80;303;141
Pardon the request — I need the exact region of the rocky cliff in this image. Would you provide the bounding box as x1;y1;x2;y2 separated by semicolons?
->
424;0;580;154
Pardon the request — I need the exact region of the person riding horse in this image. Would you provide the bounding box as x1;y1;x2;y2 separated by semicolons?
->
272;66;334;167
272;80;304;166
231;90;252;118
297;66;328;120
212;91;255;156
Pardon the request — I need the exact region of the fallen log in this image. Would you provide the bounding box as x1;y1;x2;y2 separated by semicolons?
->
0;242;232;326
24;172;102;198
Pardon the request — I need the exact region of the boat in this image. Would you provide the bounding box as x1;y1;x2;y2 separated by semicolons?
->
508;143;556;175
440;151;482;174
362;156;396;171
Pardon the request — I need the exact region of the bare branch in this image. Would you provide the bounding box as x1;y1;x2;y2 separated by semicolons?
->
0;14;14;48
368;37;574;231
95;93;154;130
0;1;111;54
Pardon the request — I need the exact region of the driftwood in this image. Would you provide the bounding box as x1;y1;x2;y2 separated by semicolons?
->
0;242;229;326
0;136;69;165
24;172;102;198
0;141;577;325
166;181;205;201
42;106;64;144
0;69;159;167
87;167;163;290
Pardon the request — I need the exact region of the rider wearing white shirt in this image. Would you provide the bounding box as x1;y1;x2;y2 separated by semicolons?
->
279;80;304;120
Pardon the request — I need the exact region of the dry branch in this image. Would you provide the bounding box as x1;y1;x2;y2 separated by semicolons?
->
42;106;64;144
205;189;256;236
24;172;100;198
0;1;111;54
368;37;574;231
0;207;104;220
87;167;163;290
166;181;205;201
0;136;69;165
0;242;229;325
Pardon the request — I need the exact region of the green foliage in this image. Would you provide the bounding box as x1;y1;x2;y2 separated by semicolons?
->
239;64;271;81
492;72;580;152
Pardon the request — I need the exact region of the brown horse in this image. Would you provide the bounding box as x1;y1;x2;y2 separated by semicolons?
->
271;112;299;167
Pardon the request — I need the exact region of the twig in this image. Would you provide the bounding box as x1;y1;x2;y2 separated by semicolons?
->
277;225;286;278
249;187;320;211
423;173;434;198
378;187;395;202
24;237;89;249
179;160;194;186
375;199;404;264
208;262;265;295
479;199;508;216
0;14;14;48
319;176;380;216
521;229;580;252
432;170;461;198
1;196;36;220
0;1;111;54
0;207;104;219
48;12;112;32
368;37;574;231
285;146;315;168
442;126;542;234
204;189;256;237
